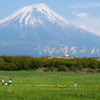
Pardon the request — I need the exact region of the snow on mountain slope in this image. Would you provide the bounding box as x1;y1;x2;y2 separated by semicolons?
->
0;3;100;57
0;3;71;29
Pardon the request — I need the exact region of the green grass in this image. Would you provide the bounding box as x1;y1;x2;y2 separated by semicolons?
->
0;71;100;100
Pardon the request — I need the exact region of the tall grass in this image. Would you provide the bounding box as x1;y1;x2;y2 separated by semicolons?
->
0;71;100;100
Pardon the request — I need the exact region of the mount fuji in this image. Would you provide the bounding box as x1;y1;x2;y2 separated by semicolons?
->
0;3;100;57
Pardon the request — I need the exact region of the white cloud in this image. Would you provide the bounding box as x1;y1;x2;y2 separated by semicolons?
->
68;2;100;36
72;12;88;19
78;25;100;36
76;13;88;19
70;17;100;36
70;2;100;8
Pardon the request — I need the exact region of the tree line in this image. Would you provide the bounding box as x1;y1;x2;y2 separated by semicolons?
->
0;55;100;72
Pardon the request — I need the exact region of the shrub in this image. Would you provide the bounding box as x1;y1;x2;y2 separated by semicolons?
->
97;69;100;73
57;66;68;72
66;62;74;68
69;65;76;71
79;64;83;70
91;62;98;69
87;68;94;73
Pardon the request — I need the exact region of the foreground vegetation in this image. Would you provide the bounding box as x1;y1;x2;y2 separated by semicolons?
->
0;55;100;72
0;71;100;100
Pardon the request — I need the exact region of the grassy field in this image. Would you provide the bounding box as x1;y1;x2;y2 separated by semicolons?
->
0;71;100;100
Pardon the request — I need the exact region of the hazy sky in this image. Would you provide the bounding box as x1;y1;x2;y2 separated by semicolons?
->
0;0;100;35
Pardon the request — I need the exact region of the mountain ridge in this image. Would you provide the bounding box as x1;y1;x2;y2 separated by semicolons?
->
0;3;100;57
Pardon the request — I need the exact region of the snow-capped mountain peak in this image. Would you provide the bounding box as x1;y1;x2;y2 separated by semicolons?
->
0;3;100;57
0;3;71;28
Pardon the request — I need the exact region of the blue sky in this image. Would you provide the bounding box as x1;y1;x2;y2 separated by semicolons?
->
0;0;100;35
